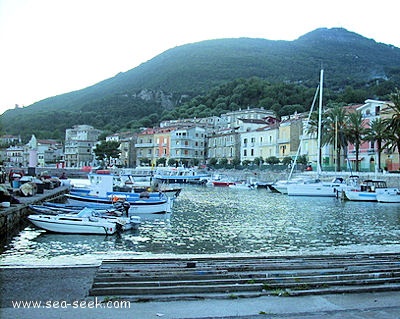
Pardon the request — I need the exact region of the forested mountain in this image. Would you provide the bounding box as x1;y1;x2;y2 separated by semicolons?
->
2;27;400;141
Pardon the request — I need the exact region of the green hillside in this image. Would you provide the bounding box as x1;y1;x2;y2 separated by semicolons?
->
2;27;400;141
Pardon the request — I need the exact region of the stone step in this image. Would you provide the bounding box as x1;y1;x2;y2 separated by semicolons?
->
91;282;400;300
90;254;400;299
93;268;400;286
94;265;400;284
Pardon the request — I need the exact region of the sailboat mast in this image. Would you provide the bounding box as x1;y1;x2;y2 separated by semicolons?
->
317;69;324;176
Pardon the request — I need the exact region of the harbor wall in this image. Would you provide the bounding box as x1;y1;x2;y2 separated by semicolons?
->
0;186;70;244
212;169;400;188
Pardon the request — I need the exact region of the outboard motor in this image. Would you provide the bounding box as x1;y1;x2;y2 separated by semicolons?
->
122;201;130;216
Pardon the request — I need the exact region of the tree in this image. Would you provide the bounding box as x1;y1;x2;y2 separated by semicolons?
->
208;158;218;167
281;156;293;165
241;160;251;166
167;158;177;167
265;156;280;165
93;140;121;166
364;118;389;172
231;157;241;168
253;157;264;166
346;110;366;172
156;157;167;167
320;104;349;171
385;89;400;168
218;158;228;167
296;155;308;165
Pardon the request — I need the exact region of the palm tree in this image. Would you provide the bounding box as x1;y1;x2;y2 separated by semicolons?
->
321;104;349;171
385;89;400;169
346;110;366;172
364;118;389;172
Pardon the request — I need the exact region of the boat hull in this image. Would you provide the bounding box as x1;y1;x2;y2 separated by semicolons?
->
344;190;378;201
376;193;400;203
65;193;173;215
287;182;344;197
212;181;235;187
28;215;117;235
344;187;399;202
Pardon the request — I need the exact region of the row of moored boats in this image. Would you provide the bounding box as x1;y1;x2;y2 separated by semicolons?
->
27;171;181;235
269;175;400;202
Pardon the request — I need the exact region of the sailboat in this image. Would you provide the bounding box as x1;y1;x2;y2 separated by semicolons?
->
286;69;347;197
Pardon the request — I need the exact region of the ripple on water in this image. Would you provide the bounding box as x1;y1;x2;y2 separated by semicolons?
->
1;185;400;266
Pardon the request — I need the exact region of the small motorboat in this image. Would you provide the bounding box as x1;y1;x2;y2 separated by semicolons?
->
65;192;173;215
344;180;398;202
228;181;256;190
29;204;122;216
29;205;141;231
27;208;119;235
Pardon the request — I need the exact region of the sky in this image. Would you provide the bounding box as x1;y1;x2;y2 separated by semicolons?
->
0;0;399;115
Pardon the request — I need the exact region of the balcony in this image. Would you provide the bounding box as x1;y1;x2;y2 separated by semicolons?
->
277;138;290;144
134;142;154;147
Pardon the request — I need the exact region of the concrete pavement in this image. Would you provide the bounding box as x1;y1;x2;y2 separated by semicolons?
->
1;291;400;318
1;264;400;318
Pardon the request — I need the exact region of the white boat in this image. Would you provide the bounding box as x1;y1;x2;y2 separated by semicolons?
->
376;190;400;203
65;193;174;215
153;166;210;184
29;205;141;231
344;180;399;202
270;177;307;194
287;177;348;197
207;174;235;187
284;69;350;197
72;173;181;198
27;209;118;235
228;181;257;190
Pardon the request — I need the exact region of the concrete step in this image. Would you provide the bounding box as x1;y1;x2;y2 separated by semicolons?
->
89;254;400;299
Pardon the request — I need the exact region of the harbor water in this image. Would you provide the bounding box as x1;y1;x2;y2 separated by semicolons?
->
1;184;400;266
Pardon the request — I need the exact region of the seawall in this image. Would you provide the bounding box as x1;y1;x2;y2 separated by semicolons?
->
0;185;70;246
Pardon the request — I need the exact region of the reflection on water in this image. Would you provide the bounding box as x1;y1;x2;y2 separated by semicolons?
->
1;185;400;266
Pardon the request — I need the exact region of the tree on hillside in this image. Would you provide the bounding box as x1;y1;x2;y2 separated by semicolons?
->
93;141;121;166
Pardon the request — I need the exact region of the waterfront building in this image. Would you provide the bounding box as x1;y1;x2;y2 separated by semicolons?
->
5;145;24;167
207;128;240;164
119;133;137;168
23;135;64;168
153;127;174;166
0;135;21;146
241;124;280;163
277;114;303;161
170;126;206;166
347;99;398;172
64;125;101;168
220;107;276;130
135;128;156;167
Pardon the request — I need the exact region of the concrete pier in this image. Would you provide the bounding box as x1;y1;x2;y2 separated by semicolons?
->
0;185;70;241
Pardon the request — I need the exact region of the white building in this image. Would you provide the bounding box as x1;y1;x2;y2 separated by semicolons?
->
170;126;206;166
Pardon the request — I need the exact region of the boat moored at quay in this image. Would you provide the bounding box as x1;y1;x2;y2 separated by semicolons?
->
343;179;399;202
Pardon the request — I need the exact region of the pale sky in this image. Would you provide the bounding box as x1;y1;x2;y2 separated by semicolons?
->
0;0;399;115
